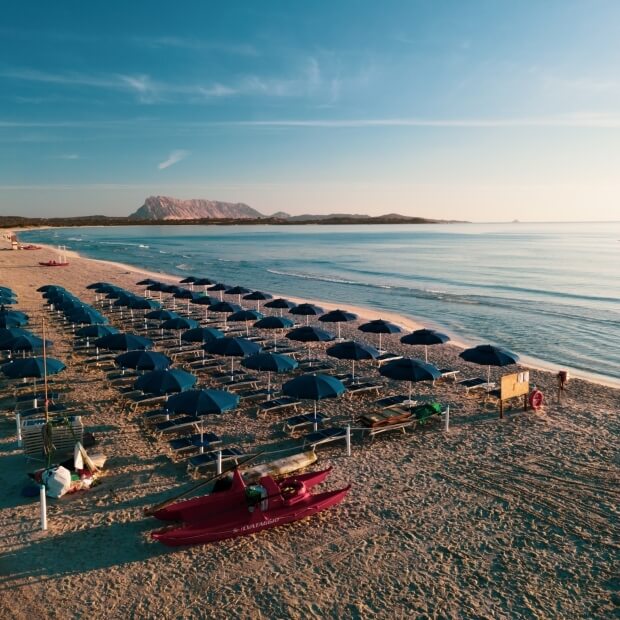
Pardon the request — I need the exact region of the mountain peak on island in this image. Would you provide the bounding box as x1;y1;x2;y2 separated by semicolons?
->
129;195;263;220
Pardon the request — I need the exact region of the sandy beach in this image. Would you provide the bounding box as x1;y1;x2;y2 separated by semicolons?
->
0;238;618;619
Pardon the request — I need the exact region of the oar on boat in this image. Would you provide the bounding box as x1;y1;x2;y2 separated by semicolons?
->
144;451;265;517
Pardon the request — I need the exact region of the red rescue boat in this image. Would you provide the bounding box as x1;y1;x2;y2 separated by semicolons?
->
150;468;350;546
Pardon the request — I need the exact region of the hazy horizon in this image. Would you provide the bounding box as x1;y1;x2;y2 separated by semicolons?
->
1;1;619;222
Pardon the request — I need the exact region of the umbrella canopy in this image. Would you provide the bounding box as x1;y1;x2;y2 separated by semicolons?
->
226;286;251;303
94;332;153;351
37;285;65;293
65;307;108;325
134;368;196;396
1;356;66;379
204;336;262;358
165;388;239;416
181;327;224;343
146;282;166;292
179;276;197;284
229;309;264;322
286;325;335;343
191;295;214;306
86;281;113;290
243;290;272;310
161;317;199;331
242;351;298;395
126;297;160;310
459;344;520;387
228;309;264;336
326;339;380;379
459;344;519;367
0;296;17;305
1;333;51;353
401;328;450;362
0;286;15;297
379;357;441;403
283;373;346;404
0;327;32;345
242;352;298;373
209;301;241;314
254;316;294;329
145;309;180;321
0;312;28;328
264;298;296;316
75;325;118;339
173;288;196;299
289;303;324;325
93;283;122;294
208;283;228;300
136;278;159;286
319;309;357;339
358;319;402;351
115;350;172;371
194;277;214;286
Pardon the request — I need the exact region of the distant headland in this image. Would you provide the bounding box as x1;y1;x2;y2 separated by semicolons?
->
0;194;467;228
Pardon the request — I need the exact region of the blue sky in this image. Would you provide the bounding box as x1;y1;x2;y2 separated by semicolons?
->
1;1;619;220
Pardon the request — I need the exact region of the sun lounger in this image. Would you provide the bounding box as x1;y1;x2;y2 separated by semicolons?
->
257;396;301;415
439;368;460;382
301;427;347;449
283;411;330;433
458;377;496;394
154;415;202;436
238;388;275;402
186;358;224;370
298;359;335;371
126;393;169;412
345;381;383;396
168;432;221;455
217;376;260;391
376;352;403;366
187;447;244;475
374;394;409;408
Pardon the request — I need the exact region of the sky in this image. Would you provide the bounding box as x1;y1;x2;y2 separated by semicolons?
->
1;1;619;221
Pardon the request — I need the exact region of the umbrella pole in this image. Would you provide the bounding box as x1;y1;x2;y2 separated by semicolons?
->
267;372;271;399
425;345;428;364
230;358;234;380
245;321;249;337
379;333;383;352
352;360;355;381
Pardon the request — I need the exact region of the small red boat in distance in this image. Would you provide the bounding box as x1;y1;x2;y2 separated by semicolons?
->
39;260;69;267
150;468;350;547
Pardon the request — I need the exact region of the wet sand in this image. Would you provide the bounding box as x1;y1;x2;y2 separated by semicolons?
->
0;238;618;619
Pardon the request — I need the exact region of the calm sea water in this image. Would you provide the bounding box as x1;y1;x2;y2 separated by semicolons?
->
21;223;620;382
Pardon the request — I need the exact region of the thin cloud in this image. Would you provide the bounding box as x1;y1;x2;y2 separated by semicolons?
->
158;149;189;170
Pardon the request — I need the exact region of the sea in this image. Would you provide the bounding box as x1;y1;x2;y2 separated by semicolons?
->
20;222;620;383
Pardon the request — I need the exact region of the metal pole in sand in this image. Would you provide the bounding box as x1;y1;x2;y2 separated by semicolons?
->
346;425;351;456
40;484;47;531
16;412;22;447
444;405;450;432
216;450;222;475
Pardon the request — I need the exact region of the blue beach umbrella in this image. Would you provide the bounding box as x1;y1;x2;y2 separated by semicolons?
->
242;352;298;396
254;315;294;350
459;344;520;387
264;297;297;317
318;309;358;340
66;307;108;325
204;336;262;378
0;327;32;346
181;326;224;344
0;286;15;297
228;309;264;336
165;388;239;416
286;325;335;363
209;301;242;330
0;312;28;328
191;295;214;321
242;290;273;311
1;333;52;354
115;350;172;371
37;285;65;293
401;329;450;363
126;297;160;311
75;324;118;339
208;283;228;301
161;316;199;331
282;373;346;418
94;332;153;351
359;319;402;352
289;303;325;325
134;368;196;396
379;357;441;404
2;356;66;379
145;309;180;321
326;339;380;380
226;285;252;304
0;296;17;305
136;278;159;286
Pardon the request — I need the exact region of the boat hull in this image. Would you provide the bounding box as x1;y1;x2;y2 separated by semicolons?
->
151;485;350;546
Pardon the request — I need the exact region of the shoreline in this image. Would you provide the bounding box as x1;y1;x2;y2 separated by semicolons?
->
11;228;620;389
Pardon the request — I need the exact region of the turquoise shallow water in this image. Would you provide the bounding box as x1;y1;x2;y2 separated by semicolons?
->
20;222;620;381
